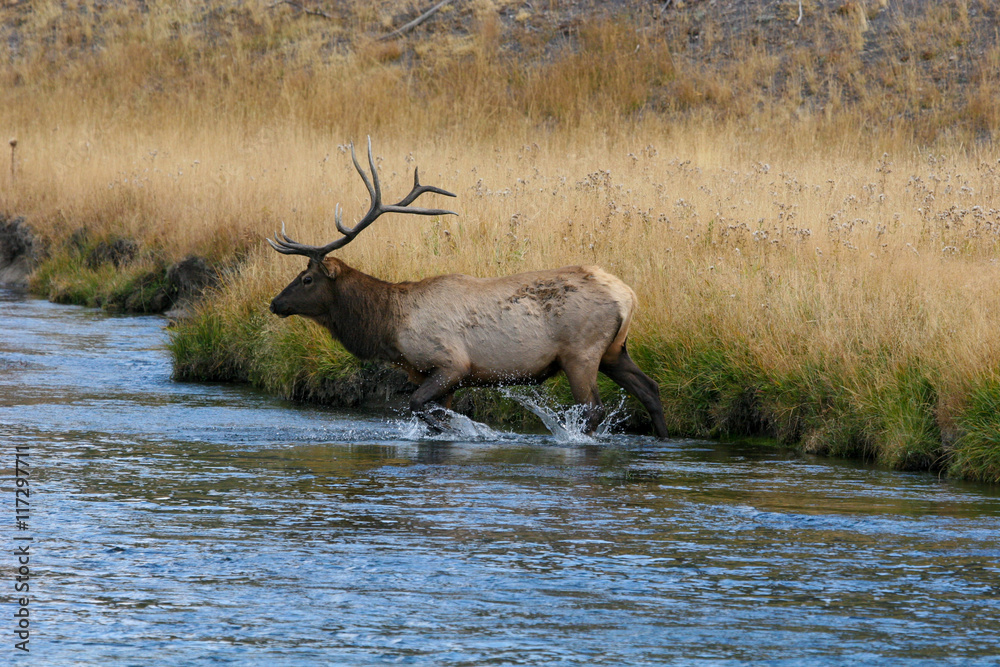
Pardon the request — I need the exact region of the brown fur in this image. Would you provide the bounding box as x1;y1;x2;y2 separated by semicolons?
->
270;256;668;436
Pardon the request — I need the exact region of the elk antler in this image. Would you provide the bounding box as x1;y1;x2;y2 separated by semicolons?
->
267;137;457;263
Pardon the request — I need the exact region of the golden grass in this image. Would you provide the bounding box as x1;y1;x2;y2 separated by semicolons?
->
2;0;999;479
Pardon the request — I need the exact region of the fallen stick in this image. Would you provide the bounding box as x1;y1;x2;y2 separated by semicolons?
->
380;0;452;41
268;1;334;20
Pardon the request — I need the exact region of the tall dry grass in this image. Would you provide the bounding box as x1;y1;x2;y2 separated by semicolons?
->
163;127;1000;478
1;0;999;479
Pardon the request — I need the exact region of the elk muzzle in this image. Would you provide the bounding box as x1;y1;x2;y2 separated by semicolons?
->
269;296;291;318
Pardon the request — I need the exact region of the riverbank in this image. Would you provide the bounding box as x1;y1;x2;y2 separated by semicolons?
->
158;136;1000;482
2;0;999;482
0;216;220;318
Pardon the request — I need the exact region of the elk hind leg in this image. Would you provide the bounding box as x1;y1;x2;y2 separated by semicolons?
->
561;357;605;435
600;346;668;438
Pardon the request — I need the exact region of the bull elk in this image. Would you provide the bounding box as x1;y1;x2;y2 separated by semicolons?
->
267;139;668;437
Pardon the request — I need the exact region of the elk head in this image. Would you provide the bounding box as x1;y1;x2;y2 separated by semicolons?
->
267;138;457;318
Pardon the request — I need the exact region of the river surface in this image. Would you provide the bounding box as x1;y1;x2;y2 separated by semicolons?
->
1;287;999;666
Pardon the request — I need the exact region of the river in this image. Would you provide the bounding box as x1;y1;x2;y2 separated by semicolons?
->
1;287;999;665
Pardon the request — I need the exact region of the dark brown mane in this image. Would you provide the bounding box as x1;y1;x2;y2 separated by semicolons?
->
313;258;404;362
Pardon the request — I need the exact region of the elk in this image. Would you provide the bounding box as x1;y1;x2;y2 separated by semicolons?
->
267;139;668;437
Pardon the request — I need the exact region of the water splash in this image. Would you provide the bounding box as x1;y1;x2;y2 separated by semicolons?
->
386;390;628;444
394;409;509;442
501;388;628;443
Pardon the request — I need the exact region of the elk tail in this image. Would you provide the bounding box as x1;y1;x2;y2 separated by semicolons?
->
609;284;637;356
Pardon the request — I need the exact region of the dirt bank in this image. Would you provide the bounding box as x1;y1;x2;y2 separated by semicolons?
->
0;215;39;286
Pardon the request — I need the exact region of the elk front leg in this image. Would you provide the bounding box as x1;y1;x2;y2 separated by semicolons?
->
409;368;463;433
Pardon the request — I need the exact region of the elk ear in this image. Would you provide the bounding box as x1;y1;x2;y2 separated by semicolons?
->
305;258;330;279
318;257;340;279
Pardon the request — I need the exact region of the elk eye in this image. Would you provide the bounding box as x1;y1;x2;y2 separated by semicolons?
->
301;275;313;286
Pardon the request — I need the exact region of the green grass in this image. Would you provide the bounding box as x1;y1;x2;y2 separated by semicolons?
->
29;240;171;314
168;279;363;400
950;376;1000;483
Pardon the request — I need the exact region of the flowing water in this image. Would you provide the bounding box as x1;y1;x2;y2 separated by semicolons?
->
1;287;999;666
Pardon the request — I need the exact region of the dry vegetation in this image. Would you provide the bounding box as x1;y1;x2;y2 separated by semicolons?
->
1;0;999;480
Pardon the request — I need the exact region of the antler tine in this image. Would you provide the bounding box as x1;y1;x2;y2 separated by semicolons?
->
266;140;457;261
342;136;387;237
394;166;458;207
348;141;375;200
279;221;300;245
266;222;325;260
265;235;288;254
334;203;349;236
266;221;297;252
366;136;383;210
342;135;443;237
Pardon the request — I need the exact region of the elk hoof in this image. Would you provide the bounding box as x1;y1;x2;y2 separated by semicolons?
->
416;404;452;434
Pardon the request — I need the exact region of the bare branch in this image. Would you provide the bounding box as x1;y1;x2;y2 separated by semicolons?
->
9;138;16;186
380;0;452;42
268;0;334;20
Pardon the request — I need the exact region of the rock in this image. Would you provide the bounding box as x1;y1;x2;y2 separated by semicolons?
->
0;216;39;286
305;363;416;411
120;270;172;313
167;255;217;299
86;238;139;269
161;255;219;319
67;227;90;253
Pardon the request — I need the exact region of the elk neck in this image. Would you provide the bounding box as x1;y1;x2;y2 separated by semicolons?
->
312;257;406;362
